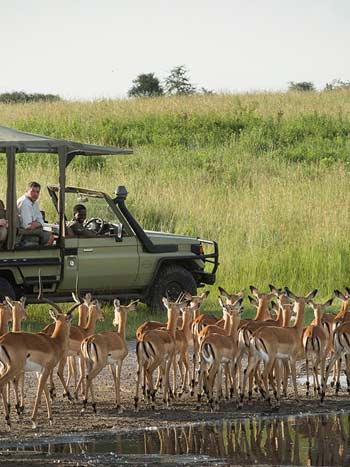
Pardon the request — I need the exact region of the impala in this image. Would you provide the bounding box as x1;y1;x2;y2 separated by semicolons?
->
81;299;139;414
3;297;27;416
0;290;81;428
239;288;317;408
135;297;189;410
42;297;104;399
303;299;332;402
198;296;244;410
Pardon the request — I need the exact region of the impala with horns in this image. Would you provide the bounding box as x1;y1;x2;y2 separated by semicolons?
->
0;287;82;428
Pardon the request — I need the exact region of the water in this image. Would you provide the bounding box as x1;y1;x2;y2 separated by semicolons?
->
1;412;350;466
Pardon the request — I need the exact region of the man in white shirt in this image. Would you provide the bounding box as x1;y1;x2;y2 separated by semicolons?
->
17;181;54;246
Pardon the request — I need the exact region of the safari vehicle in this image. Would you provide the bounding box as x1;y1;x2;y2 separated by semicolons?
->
0;126;218;309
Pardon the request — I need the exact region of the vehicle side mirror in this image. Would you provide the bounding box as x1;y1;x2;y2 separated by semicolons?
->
115;224;123;242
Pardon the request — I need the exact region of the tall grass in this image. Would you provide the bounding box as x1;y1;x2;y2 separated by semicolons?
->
1;90;350;322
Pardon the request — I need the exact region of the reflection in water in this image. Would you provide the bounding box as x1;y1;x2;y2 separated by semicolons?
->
2;413;350;466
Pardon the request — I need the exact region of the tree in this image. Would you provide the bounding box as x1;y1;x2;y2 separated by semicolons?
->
288;81;315;92
164;65;196;95
324;79;350;91
128;73;163;98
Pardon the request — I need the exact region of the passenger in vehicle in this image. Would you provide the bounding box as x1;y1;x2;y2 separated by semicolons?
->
67;204;96;237
17;181;54;246
0;200;8;248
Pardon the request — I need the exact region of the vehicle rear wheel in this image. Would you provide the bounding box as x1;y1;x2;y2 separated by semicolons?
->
149;264;197;311
0;277;16;301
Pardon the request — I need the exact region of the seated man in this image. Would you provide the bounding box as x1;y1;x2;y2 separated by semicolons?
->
17;181;54;246
0;200;8;248
67;204;96;237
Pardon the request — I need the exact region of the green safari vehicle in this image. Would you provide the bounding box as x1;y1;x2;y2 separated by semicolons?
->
0;126;218;309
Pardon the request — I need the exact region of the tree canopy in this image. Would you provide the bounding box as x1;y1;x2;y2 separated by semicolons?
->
128;73;164;98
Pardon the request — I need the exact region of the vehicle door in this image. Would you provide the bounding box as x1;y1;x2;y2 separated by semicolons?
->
73;196;140;291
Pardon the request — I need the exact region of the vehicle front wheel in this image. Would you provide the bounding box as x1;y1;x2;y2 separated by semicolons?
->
149;264;197;311
0;277;16;301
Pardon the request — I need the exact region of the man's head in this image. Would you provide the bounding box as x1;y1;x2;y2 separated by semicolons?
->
73;204;87;224
26;182;41;202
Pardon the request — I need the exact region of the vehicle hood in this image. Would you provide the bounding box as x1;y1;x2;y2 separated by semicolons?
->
145;230;198;245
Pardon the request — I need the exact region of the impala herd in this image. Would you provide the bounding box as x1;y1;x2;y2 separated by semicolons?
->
0;283;350;429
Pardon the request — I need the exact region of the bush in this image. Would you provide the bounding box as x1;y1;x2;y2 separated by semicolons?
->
0;91;61;104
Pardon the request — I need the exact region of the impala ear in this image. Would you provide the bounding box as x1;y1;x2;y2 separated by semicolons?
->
248;295;258;307
269;284;279;294
334;290;346;301
162;297;169;309
271;301;279;312
20;296;27;307
114;299;121;308
249;286;259;298
233;297;244;308
201;290;210;299
323;298;333;307
218;287;230;299
284;287;297;300
305;289;318;302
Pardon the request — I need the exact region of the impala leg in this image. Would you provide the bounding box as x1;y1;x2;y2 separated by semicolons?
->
56;355;73;401
274;360;281;408
191;341;199;396
345;354;350;394
43;382;53;425
320;355;326;403
239;354;258;408
0;368;21;428
6;382;11;414
111;362;123;412
31;369;51;429
290;359;299;402
282;361;289;397
172;354;177;398
1;384;11;428
49;368;56;399
325;352;339;390
207;361;219;410
261;359;275;406
74;354;85;399
305;357;310;396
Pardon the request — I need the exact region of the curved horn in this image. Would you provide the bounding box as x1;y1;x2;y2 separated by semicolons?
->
37;269;63;314
66;292;83;316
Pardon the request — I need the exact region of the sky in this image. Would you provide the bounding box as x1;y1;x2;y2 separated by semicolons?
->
1;0;349;100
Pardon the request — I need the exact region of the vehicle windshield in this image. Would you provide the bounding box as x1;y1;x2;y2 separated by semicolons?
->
65;192;118;224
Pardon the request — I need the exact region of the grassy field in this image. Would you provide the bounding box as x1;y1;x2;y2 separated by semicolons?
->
1;90;350;330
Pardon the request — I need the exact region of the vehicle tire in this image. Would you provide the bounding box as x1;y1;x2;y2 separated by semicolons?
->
149;264;197;311
0;277;16;301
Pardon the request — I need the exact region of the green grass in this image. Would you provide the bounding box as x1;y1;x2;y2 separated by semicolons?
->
1;90;350;321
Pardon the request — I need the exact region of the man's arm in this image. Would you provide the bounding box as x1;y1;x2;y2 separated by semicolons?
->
33;202;44;225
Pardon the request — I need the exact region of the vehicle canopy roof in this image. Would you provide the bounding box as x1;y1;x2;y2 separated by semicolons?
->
1;125;133;250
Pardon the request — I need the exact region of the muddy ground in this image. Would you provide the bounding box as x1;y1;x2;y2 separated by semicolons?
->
0;341;349;442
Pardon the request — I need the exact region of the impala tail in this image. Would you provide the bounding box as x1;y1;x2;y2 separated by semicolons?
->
201;342;215;364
